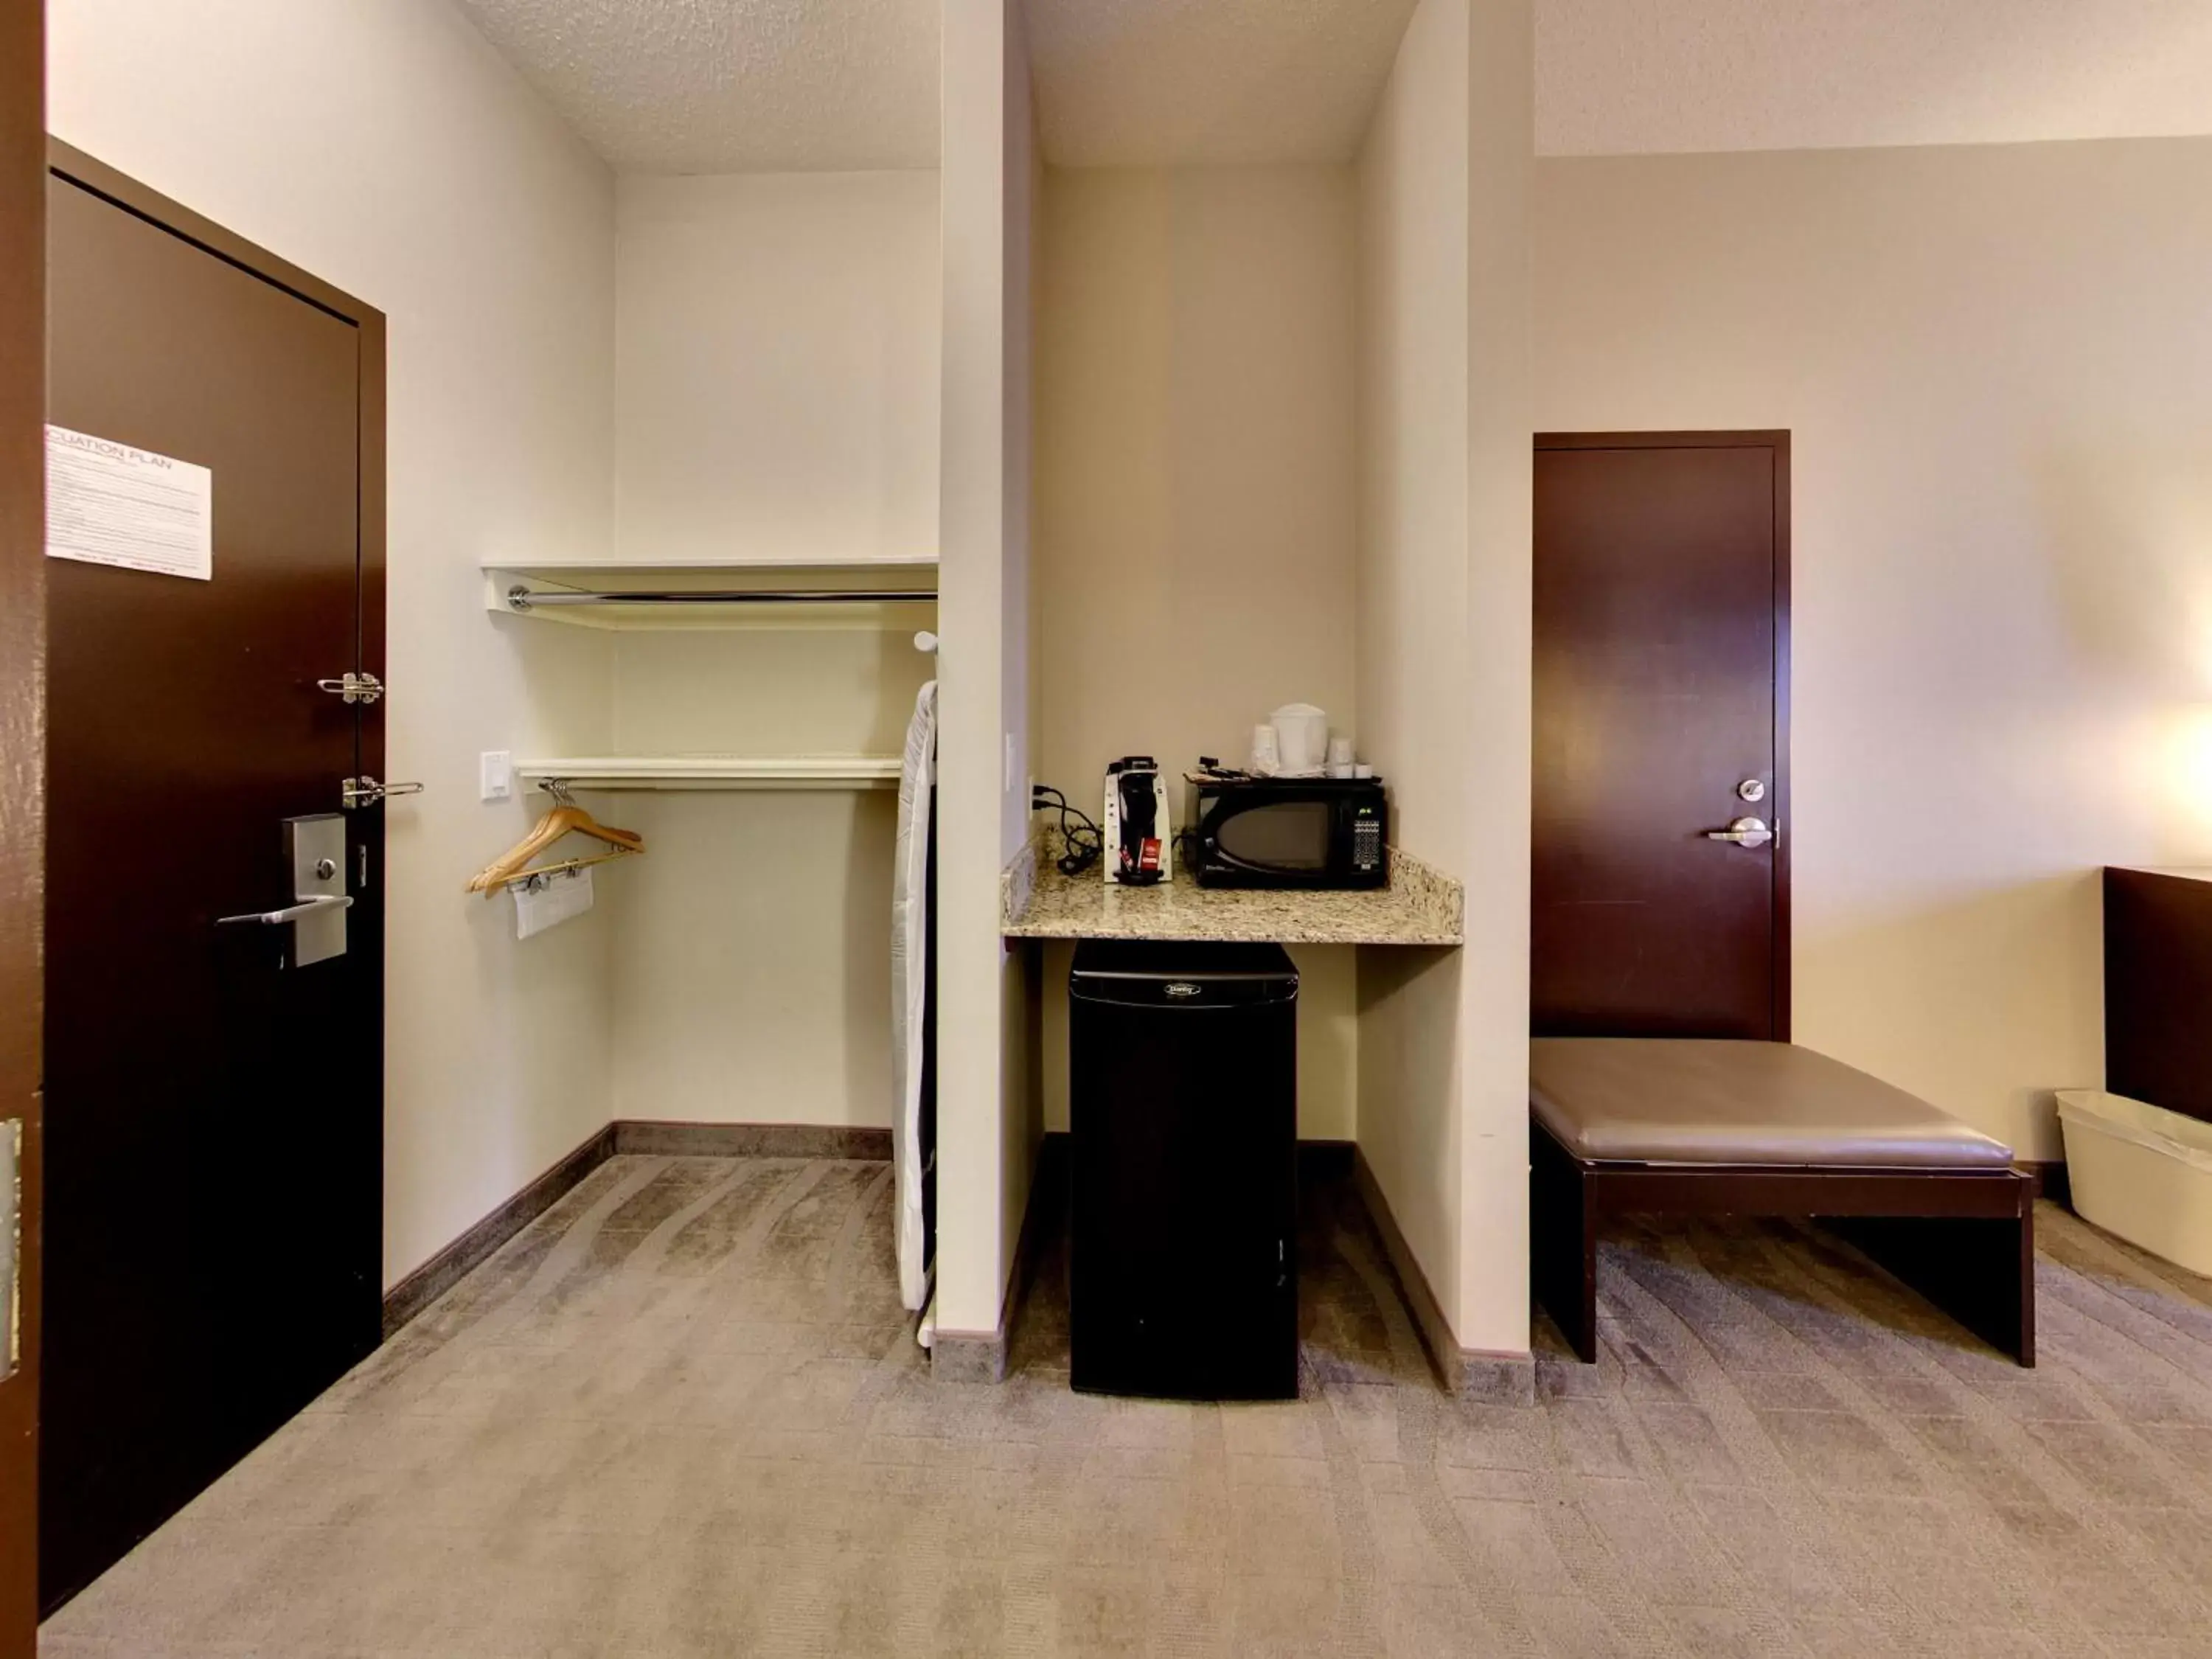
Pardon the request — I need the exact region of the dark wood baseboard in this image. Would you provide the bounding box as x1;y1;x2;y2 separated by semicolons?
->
1352;1147;1535;1402
613;1120;891;1161
382;1119;896;1337
1298;1138;1357;1181
2023;1158;2071;1208
380;1123;615;1337
933;1131;1070;1384
381;1124;1424;1384
925;1328;1008;1383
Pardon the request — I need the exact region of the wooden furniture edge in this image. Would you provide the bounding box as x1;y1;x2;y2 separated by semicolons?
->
1531;1114;2036;1368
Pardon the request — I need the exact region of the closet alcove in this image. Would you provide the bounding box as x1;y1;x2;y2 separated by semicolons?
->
487;163;945;1199
466;0;1529;1374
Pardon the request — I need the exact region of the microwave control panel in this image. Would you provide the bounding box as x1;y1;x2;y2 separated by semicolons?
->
1352;806;1382;872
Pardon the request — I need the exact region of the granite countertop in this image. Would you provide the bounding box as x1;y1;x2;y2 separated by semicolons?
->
1001;838;1464;947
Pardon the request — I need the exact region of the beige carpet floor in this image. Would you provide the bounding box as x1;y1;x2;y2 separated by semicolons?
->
40;1152;2212;1658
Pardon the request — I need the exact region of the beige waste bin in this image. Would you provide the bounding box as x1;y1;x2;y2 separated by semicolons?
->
2056;1089;2212;1277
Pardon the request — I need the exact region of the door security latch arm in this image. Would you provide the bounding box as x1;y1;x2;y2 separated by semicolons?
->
341;776;424;810
316;671;385;705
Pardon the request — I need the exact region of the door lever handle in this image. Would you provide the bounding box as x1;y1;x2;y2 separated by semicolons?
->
1705;816;1774;849
218;894;355;927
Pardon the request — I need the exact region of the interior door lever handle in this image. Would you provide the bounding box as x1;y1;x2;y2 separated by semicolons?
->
218;894;355;927
1705;816;1774;849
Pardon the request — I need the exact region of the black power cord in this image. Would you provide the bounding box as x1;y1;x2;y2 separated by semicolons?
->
1032;784;1104;877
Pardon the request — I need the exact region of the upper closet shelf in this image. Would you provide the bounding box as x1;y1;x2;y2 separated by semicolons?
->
515;755;904;791
484;557;938;630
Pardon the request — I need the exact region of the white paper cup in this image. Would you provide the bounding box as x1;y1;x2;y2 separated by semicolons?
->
1250;724;1281;775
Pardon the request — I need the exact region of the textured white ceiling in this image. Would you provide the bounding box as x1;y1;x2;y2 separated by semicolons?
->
1020;0;1423;167
1538;0;2212;156
449;0;941;173
451;0;2212;177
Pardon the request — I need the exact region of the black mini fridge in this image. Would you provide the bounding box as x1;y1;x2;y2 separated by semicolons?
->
1068;939;1299;1400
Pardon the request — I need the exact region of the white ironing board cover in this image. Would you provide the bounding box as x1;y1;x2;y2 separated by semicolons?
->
891;681;936;1310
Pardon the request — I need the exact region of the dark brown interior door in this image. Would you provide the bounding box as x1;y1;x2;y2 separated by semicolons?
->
41;156;385;1610
1531;433;1790;1040
0;3;44;1654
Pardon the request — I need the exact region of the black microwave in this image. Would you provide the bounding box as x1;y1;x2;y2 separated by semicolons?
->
1189;776;1388;889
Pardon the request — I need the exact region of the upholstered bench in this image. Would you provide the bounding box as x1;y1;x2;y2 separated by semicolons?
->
1531;1039;2036;1366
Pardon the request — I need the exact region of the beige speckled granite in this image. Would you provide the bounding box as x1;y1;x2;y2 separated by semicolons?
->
1004;838;1463;946
997;833;1039;931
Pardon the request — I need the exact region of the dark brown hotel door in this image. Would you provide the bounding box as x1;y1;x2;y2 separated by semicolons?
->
41;148;388;1610
1531;432;1790;1040
0;4;46;1654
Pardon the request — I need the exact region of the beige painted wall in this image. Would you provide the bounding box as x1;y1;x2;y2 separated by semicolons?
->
1034;167;1360;780
1354;0;1534;1357
1455;0;1535;1354
601;627;932;1128
1032;164;1362;1140
606;173;941;1130
614;170;942;566
49;0;622;1288
935;0;1041;1338
1534;135;2212;1159
1353;0;1472;1338
606;790;902;1127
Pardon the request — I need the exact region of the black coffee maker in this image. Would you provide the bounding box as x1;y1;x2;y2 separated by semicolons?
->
1104;757;1170;886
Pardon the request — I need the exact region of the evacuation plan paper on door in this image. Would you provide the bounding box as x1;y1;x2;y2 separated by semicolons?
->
44;424;213;580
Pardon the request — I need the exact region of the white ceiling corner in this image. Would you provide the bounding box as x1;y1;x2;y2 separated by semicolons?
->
1020;0;1423;167
450;0;942;173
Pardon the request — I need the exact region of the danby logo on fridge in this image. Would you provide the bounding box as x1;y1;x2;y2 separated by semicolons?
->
1163;982;1202;998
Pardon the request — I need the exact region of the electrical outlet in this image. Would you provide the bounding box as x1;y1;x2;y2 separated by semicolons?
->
480;750;512;802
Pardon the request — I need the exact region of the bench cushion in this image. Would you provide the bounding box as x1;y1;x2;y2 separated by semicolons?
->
1531;1039;2017;1169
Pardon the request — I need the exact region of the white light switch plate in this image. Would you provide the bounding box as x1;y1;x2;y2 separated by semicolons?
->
480;751;513;801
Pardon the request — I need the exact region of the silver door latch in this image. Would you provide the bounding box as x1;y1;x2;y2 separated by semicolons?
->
217;813;352;967
1705;816;1775;849
341;776;424;810
316;671;385;705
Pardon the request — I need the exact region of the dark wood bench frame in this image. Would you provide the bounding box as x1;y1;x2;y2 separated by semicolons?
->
1531;1115;2037;1366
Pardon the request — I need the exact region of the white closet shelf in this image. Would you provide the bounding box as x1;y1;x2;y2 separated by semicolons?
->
484;557;937;630
515;756;905;792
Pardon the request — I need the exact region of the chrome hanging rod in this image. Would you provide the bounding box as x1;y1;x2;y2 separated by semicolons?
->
507;584;935;611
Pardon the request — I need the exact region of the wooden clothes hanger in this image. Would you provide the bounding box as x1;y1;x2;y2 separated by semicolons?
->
466;783;644;896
